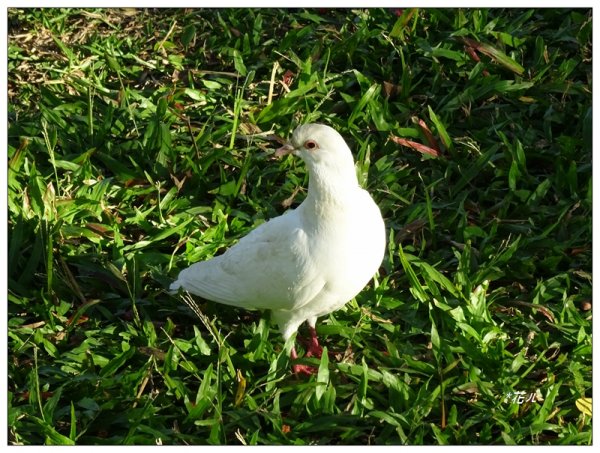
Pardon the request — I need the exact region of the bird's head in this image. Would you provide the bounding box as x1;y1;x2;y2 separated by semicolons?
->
275;123;360;199
275;123;356;175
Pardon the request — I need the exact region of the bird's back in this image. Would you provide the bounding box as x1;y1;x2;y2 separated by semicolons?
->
170;208;326;311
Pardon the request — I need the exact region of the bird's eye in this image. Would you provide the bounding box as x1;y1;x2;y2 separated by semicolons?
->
304;140;318;150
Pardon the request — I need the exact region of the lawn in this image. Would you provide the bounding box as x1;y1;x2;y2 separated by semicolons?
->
6;7;592;445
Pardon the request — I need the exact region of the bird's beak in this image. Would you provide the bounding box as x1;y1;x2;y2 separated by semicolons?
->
275;143;295;157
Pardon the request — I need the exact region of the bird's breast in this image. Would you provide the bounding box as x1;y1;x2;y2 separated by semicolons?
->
302;195;385;290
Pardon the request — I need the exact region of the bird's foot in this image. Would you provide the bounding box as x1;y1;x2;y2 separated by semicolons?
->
304;326;323;358
290;345;318;375
292;363;318;375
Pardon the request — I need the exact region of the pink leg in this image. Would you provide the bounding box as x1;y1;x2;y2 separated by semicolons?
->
290;345;316;375
305;326;323;358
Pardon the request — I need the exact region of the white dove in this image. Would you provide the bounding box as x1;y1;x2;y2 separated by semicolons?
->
170;123;385;374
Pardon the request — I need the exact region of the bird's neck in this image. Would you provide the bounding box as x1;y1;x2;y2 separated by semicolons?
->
305;163;360;207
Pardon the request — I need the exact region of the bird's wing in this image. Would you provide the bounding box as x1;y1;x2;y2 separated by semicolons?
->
171;210;326;311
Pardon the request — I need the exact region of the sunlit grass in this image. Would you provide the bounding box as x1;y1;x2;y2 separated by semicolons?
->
7;7;592;445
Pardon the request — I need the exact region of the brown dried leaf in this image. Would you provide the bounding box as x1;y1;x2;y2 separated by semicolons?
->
413;116;441;151
383;80;401;98
390;135;441;158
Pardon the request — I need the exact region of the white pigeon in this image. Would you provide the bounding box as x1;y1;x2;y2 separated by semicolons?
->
170;123;385;374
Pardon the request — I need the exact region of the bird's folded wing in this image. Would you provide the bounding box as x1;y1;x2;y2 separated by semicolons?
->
171;211;325;311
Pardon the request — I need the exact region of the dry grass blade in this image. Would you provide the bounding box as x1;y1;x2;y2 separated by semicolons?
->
460;37;525;75
413;116;441;152
390;135;442;158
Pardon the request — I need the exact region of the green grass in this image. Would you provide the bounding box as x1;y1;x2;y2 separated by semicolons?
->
7;7;592;445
